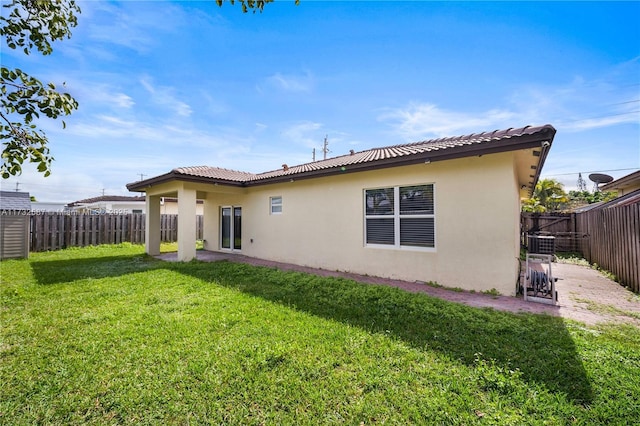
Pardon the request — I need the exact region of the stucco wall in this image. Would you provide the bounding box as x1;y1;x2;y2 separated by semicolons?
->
160;200;204;215
72;202;145;214
620;184;640;196
143;151;522;295
238;152;521;295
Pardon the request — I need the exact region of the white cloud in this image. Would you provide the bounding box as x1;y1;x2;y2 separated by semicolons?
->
559;111;640;132
3;168;108;203
506;61;640;134
381;59;640;141
67;114;235;150
79;86;134;110
379;103;518;140
265;71;315;93
113;93;135;109
84;1;186;54
140;77;193;117
281;121;324;147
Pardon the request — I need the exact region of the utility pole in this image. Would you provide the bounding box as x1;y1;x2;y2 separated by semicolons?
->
139;173;146;181
15;182;20;192
102;188;106;196
312;148;316;162
322;135;330;160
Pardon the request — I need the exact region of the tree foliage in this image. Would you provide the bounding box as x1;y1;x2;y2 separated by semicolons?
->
521;197;546;213
1;0;80;178
522;179;569;213
568;189;617;208
216;0;299;13
522;179;618;212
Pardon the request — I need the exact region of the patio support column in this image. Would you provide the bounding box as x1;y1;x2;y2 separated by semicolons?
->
145;195;161;256
202;196;218;251
177;186;197;261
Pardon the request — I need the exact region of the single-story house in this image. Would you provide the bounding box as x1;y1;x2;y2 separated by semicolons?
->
66;195;204;215
601;170;640;197
30;201;70;213
67;195;146;214
127;124;556;295
0;191;31;259
585;170;640;209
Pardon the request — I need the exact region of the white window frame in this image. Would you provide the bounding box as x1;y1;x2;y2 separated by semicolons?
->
364;184;435;251
270;196;282;215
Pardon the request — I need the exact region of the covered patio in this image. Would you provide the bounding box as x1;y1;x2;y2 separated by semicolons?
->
128;174;248;262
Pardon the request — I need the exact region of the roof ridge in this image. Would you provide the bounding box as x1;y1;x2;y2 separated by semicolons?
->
71;195;146;204
174;165;256;175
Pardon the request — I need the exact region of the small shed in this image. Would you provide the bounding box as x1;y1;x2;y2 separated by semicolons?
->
0;191;31;259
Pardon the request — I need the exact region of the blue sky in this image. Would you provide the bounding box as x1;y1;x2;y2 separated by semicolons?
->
2;0;639;202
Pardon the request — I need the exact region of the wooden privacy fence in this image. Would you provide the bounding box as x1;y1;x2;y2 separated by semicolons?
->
520;212;587;253
522;204;640;294
576;203;640;293
29;213;203;252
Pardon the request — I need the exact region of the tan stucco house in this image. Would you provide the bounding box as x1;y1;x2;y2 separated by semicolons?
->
65;195;204;215
601;170;640;197
67;195;146;214
127;124;556;295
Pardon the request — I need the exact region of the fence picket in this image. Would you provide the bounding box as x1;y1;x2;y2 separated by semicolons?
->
29;214;202;252
522;207;639;293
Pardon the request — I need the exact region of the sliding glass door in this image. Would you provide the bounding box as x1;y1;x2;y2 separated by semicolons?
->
221;206;241;251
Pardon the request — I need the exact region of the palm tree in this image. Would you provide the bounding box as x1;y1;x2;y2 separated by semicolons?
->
524;179;568;212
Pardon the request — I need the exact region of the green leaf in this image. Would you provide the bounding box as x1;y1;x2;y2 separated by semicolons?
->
0;1;79;178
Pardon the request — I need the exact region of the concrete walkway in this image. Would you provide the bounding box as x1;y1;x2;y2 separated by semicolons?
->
157;251;640;327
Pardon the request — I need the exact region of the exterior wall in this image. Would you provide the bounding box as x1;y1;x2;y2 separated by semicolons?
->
160;199;204;215
31;202;68;213
71;202;146;214
620;184;640;196
145;195;161;256
236;151;521;295
202;198;219;251
140;152;522;295
177;187;197;261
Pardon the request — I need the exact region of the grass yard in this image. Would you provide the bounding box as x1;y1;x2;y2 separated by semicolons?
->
2;244;640;425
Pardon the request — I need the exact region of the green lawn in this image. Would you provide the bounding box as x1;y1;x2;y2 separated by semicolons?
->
2;244;639;425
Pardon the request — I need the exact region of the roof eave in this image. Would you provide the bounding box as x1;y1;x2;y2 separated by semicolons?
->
246;128;556;187
126;171;245;192
528;140;552;197
601;170;640;191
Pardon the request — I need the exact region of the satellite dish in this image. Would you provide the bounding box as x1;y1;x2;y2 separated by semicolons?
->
588;173;613;184
589;173;613;192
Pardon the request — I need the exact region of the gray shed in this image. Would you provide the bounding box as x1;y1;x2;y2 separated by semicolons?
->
0;191;31;259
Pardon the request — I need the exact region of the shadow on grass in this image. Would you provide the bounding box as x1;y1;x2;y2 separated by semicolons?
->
29;254;593;404
30;254;160;285
173;261;594;405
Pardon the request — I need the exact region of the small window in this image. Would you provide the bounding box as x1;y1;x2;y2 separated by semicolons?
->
270;196;282;214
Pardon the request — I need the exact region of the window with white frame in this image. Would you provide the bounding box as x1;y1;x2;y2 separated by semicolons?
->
270;196;282;214
364;184;435;249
